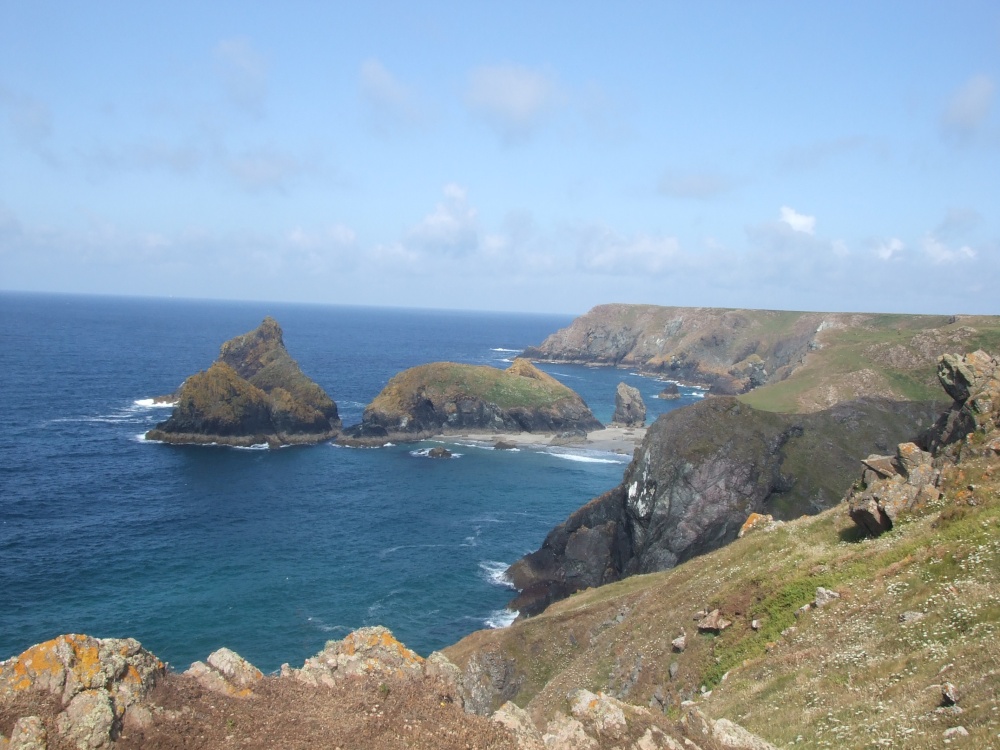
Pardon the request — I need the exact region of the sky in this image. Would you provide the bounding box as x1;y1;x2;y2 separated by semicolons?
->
1;2;998;315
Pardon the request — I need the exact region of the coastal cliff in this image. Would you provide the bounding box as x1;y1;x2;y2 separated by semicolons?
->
339;358;601;446
506;395;939;616
146;317;340;447
524;303;1000;410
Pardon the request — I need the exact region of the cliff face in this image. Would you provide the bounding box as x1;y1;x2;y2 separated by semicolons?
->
507;395;939;616
146;317;340;447
340;358;602;446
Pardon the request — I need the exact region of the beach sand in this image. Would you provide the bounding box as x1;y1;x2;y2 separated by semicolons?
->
436;425;646;455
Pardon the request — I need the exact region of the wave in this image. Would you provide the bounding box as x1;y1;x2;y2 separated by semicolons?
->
490;347;520;352
133;398;176;408
479;560;516;589
549;452;629;465
485;609;518;629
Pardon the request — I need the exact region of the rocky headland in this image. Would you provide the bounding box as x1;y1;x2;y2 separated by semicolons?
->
505;395;940;617
338;358;602;447
145;317;341;447
523;303;1000;411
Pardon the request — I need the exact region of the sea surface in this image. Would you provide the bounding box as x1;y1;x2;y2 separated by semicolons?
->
0;292;704;672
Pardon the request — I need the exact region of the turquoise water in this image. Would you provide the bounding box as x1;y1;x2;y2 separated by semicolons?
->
0;293;703;672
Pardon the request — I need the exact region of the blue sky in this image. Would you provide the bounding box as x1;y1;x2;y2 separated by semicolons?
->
1;2;998;314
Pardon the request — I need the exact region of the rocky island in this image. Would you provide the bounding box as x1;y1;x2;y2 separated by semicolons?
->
145;317;341;447
339;358;601;446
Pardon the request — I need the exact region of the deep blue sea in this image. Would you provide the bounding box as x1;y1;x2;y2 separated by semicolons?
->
0;292;703;673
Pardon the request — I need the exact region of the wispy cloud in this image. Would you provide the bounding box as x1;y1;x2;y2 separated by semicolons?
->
922;233;975;264
942;73;995;140
575;225;682;275
359;58;423;133
658;170;734;199
464;64;561;144
215;37;269;117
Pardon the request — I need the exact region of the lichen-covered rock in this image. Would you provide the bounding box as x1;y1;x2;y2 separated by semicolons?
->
612;382;646;427
146;317;340;447
185;648;263;698
490;702;544;750
8;716;47;750
282;626;424;688
568;689;627;737
0;635;164;750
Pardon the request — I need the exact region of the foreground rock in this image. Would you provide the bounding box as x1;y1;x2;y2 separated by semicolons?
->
0;634;164;749
507;396;938;616
339;358;601;446
145;317;341;447
849;350;1000;535
612;383;646;427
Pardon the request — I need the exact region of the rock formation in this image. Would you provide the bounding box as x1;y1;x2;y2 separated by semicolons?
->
339;358;601;446
657;383;681;400
145;317;340;447
506;396;939;616
612;383;645;427
849;350;1000;535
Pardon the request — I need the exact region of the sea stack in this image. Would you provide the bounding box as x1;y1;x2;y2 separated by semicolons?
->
339;358;602;446
612;382;646;427
146;317;341;447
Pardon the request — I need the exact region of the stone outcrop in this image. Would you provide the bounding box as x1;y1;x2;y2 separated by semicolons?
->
146;317;340;447
185;648;263;698
612;383;646;427
507;396;939;616
849;350;1000;535
0;634;164;749
339;358;601;446
657;383;681;400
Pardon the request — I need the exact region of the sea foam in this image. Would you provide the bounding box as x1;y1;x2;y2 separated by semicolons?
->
485;609;518;629
479;560;516;589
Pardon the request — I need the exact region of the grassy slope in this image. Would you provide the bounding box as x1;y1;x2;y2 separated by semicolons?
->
368;361;583;414
445;448;1000;748
740;314;1000;413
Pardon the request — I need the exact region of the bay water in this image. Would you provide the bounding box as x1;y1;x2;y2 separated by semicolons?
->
0;293;703;672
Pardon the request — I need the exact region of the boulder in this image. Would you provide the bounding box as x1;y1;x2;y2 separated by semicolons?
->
657;383;681;400
613;382;646;427
8;716;47;750
427;446;453;459
185;647;263;698
697;609;732;633
491;702;544;750
282;626;424;688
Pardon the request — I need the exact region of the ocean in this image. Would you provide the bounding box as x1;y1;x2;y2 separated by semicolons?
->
0;292;704;673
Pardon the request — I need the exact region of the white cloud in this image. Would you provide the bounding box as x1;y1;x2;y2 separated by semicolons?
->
875;237;905;261
576;226;681;275
215;38;268;116
779;206;816;235
922;233;975;264
464;64;560;143
359;58;422;132
405;183;480;256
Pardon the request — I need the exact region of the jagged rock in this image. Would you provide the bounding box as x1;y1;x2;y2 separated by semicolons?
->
671;633;687;652
340;359;601;446
697;609;732;632
568;689;627;736
942;681;960;706
427;446;453;459
542;713;599;750
147;317;340;446
491;702;544;750
849;442;940;535
185;648;263;698
8;716;47;750
738;512;776;538
457;645;520;716
282;627;424;689
56;689;115;749
0;634;164;750
925;351;1000;455
613;382;646;427
669;661;679;680
813;587;840;608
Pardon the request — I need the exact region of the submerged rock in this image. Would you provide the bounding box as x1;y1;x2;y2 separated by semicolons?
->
146;317;340;447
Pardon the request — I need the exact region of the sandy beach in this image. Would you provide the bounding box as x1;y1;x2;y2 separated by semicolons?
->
435;425;646;455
